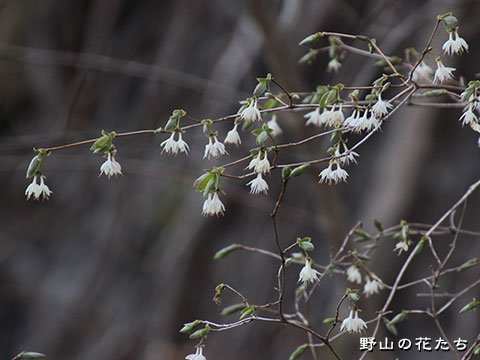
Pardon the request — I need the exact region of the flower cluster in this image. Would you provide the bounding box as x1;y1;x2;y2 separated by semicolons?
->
161;132;190;155
246;150;270;195
99;152;122;178
204;135;227;159
318;160;348;185
25;175;52;201
304;105;344;128
442;29;468;55
202;192;225;217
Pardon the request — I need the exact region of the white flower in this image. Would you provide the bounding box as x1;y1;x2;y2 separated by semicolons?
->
340;310;367;334
186;347;206;360
346;265;362;284
319;162;349;184
357;110;380;132
298;259;321;284
443;30;468;55
344;109;360;128
412;62;433;82
224;123;241;145
371;95;393;119
247;151;270;174
304;108;322;126
204;136;228;159
471;122;480;133
394;241;409;255
160;132;178;154
241;99;262;122
100;153;122;178
363;277;383;297
202;192;225;217
433;59;455;84
176;133;190;154
267;115;283;137
325;105;344;127
335;145;359;166
25;175;52;200
247;173;269;194
459;104;478;126
327;58;342;73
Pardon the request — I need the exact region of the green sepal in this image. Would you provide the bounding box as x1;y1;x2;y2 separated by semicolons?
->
213;244;241;260
26;149;50;178
288;344;308;360
179;320;201;334
253;74;272;97
459;298;480;314
221;303;247;316
346;288;360;302
289;164;310;178
438;13;458;27
90;130;116;154
189;325;210;339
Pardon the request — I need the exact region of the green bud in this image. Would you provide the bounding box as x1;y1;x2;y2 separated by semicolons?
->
457;258;479;272
189;325;210;339
389;311;409;325
239;305;257;320
289;164;310;178
17;353;46;360
459;298;480;314
221;303;246;316
214;244;241;260
288;344;308;360
299;33;322;46
298;50;318;65
299;241;314;252
384;318;398;337
374;219;383;232
282;166;292;180
413;236;427;256
355;35;370;42
165;109;186;130
347;289;360;302
26;149;50;178
322;317;336;324
180;320;201;334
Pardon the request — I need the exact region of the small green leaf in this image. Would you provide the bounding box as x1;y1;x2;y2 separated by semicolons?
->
221;303;246;316
299;241;314;252
239;305;257;320
474;346;480;355
322;317;336;324
26;150;49;178
298;50;318;65
457;258;479;272
18;353;47;360
90;130;116;154
374;219;383;232
289;344;308;360
180;320;201;334
282;166;292;180
214;244;241;260
384;318;398;337
413;236;427;256
389;311;409;325
347;289;360;302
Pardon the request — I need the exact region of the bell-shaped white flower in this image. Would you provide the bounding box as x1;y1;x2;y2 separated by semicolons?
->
433;59;455;84
186;347;206;360
394;240;409;255
318;161;349;184
161;132;178;154
224;123;241;145
202;192;225;217
100;152;122;178
247;173;269;195
442;30;468;55
267;115;283;137
248;151;270;174
459;104;478;126
412;61;433;82
363;277;384;297
176;133;190;154
298;259;321;284
327;58;342;73
346;265;362;284
340;310;367;334
241;99;262;122
371;95;393;119
25;175;52;200
204;136;228;159
304;108;322;127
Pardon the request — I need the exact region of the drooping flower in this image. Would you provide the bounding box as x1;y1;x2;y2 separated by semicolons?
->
204;136;228;159
202;192;225;217
247;151;270;174
459;104;478;126
335;145;359;166
363;277;384;297
224;123;242;145
412;61;433;82
160;132;178;154
241;99;262;122
267;115;283;137
247;173;269;194
433;59;455;84
340;310;368;334
371;95;393;119
344;109;360;128
318;162;349;184
304;108;322;126
176;133;190;154
25;175;52;200
442;30;468;56
327;58;342;73
186;347;206;360
100;152;122;178
394;241;409;255
298;259;321;284
346;265;362;284
325;105;344;127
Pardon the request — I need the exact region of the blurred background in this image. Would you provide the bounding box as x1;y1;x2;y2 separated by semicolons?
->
1;0;480;359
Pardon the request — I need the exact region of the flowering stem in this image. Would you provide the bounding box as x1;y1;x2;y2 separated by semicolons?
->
409;19;442;82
